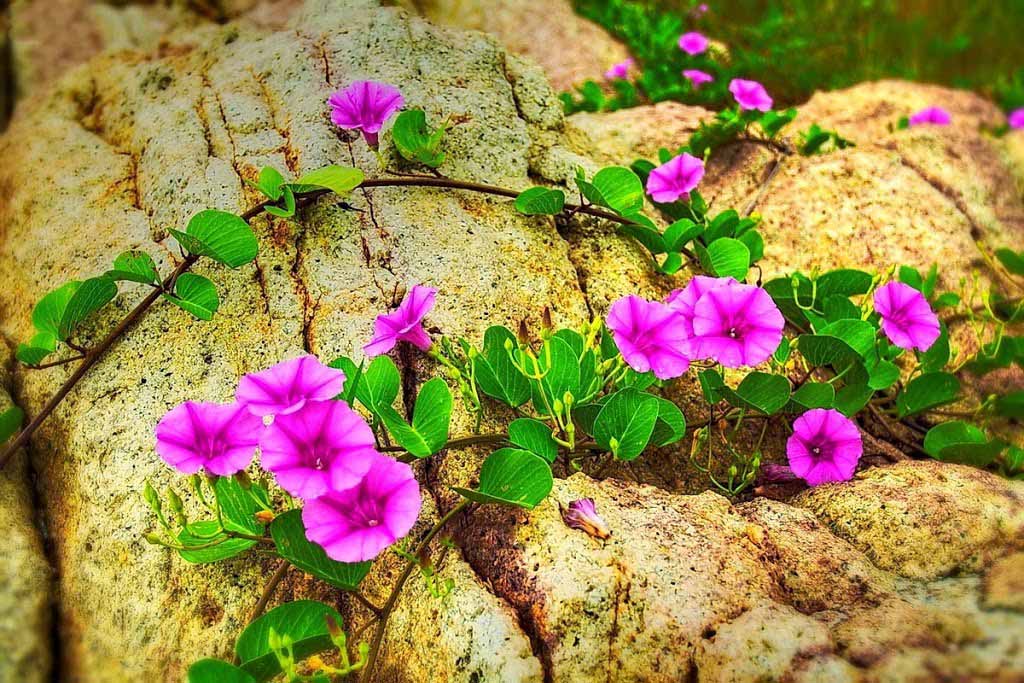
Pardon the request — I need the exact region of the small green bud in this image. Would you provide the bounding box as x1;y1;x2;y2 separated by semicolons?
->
467;346;479;359
609;437;620;453
503;339;514;353
268;628;282;652
447;367;462;380
553;399;564;415
563;391;574;407
142;481;161;514
166;489;184;515
728;465;738;479
143;532;164;545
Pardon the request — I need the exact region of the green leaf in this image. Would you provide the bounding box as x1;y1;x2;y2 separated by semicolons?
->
378;377;452;457
188;659;257;683
788;382;835;410
578;167;644;214
473;326;531;408
817;319;876;358
264;185;296;218
171;210;258;268
507;418;558;463
593;388;659;460
530;336;580;414
663;218;702;251
391;110;446;168
797;334;861;368
454;448;553;508
704;210;739;242
833;383;873;416
696;237;750;279
270;510;371;590
0;406;24;445
514;187;565;216
290;166;365;197
867;359;901;390
31;282;81;339
620;221;667;255
163;273;219;321
177;521;255;563
253;166;285;201
55;277;118;340
334;355;400;416
995;248;1024;276
698;369;728;404
815;269;873;298
237;601;342;682
923;421;1003;466
16;332;58;366
917;323;950;372
729;372;791;415
994;391;1024;418
896;371;961;417
213;477;269;536
650;397;686;446
105;251;160;284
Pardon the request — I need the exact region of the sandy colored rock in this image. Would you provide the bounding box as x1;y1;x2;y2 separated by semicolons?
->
983;551;1024;611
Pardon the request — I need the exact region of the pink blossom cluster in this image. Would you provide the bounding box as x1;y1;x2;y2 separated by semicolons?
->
607;276;785;380
155;286;438;563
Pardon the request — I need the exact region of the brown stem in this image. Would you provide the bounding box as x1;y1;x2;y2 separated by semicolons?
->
232;560;290;665
26;354;87;370
383;433;507;456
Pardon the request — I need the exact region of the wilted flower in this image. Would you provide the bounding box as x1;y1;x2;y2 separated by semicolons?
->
328;81;404;147
155;401;262;476
689;278;784;367
786;409;863;486
1008;108;1024;129
645;152;705;203
908;106;951;126
873;281;940;352
259;400;377;499
302;453;422;562
364;284;437;357
607;295;692;380
666;275;731;337
561;498;610;539
683;69;714;89
236;355;347;418
729;78;773;112
604;58;635;81
678;31;709;55
757;463;801;484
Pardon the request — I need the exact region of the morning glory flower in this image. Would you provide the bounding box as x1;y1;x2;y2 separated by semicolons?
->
729;78;773;112
689;278;784;367
908;106;951;126
302;452;421;563
236;355;347;418
364;284;437;357
678;31;709;55
328;81;404;147
645;152;705;203
873;281;941;351
666;275;732;337
1008;108;1024;129
683;69;714;89
607;295;692;380
155;401;262;476
561;498;611;539
604;58;635;81
259;399;377;499
697;3;709;13
786;409;863;486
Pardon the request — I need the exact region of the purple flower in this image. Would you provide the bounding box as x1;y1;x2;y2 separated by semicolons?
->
757;463;801;485
678;31;709;55
908;106;951;127
328;81;404;147
690;279;784;367
697;3;709;13
729;78;773;112
873;281;940;352
561;498;610;539
236;355;347;418
645;152;705;203
683;69;714;89
665;275;732;337
607;295;692;380
786;409;863;486
604;58;634;81
302;452;421;563
155;401;262;476
1008;108;1024;129
364;284;437;357
259;400;377;499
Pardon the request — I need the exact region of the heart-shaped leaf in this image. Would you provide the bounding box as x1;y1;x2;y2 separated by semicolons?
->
270;510;371;590
105;251;160;284
514;187;566;216
177;521;255;564
170;210;259;268
290;166;365;197
507;418;559;462
454;448;553;508
593;388;659;460
188;659;257;683
378;377;452;457
473;326;531;407
164;273;219;321
236;600;343;682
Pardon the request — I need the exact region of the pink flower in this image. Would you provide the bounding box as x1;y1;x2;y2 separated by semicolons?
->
155;401;262;476
757;463;801;485
302;452;421;562
259;400;377;499
561;498;610;539
364;284;437;357
908;106;951;127
236;355;347;418
697;3;709;12
690;279;784;367
645;152;705;203
786;409;863;486
604;58;634;81
873;281;940;352
683;69;714;89
607;295;692;380
729;78;773;112
678;31;709;55
328;81;404;147
1008;108;1024;129
666;275;731;337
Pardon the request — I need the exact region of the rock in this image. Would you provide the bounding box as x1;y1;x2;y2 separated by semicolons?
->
983;551;1024;611
0;344;52;683
409;0;629;92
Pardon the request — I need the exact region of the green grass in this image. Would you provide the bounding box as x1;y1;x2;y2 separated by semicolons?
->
572;0;1024;112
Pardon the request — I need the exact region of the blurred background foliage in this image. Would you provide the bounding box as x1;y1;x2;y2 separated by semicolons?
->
572;0;1024;112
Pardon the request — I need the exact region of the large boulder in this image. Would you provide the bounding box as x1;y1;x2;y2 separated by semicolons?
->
1;2;1023;682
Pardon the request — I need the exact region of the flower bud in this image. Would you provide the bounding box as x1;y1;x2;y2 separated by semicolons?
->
142;482;161;514
553;399;564;415
560;498;611;540
503;338;514;353
609;436;620;452
541;306;553;331
517;320;530;344
562;392;574;407
166;489;184;515
254;510;276;525
728;465;738;479
143;532;164;545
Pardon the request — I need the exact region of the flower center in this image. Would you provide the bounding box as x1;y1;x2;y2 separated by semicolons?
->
811;446;822;456
314;457;326;471
728;327;739;339
367;519;379;527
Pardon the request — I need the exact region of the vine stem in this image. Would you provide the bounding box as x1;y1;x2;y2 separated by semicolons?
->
361;499;470;682
232;560;290;665
0;174;653;470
